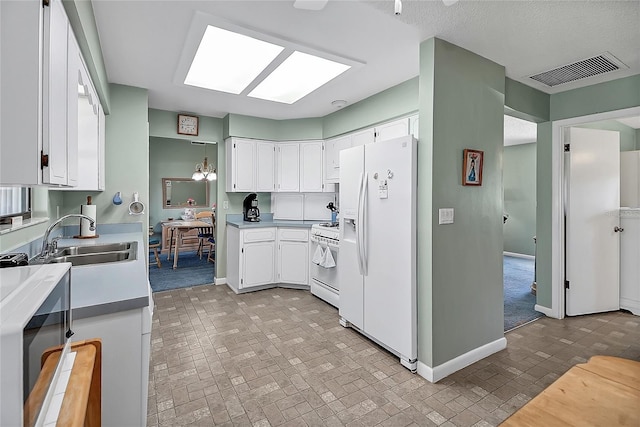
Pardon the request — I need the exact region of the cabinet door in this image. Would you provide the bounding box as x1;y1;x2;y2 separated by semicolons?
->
43;0;70;185
66;30;79;186
300;141;324;192
232;139;255;192
279;240;309;285
0;0;42;185
375;118;409;142
256;141;275;192
351;128;375;147
325;135;352;183
276;143;300;192
242;241;275;288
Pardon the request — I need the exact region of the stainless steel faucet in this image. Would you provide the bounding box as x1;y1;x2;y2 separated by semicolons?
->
38;214;96;258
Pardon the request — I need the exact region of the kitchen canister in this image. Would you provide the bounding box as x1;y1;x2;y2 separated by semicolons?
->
80;196;97;237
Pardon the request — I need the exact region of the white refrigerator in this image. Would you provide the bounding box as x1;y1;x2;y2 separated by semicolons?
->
338;135;417;371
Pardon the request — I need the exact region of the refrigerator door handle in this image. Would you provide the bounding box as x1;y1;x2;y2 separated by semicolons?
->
356;172;364;275
361;172;368;276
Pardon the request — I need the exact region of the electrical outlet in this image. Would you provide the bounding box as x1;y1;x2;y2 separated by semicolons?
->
223;201;229;210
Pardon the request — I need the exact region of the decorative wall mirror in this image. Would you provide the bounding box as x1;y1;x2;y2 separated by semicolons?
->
162;178;209;209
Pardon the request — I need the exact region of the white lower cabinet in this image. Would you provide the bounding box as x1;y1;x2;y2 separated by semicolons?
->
278;228;309;285
71;307;151;427
227;226;309;293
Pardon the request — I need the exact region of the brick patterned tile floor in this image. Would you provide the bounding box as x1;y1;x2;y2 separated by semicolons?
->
146;285;640;426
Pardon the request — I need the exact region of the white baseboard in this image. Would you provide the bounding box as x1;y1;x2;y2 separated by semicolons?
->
503;251;535;260
416;337;507;383
214;277;227;285
534;304;554;317
620;298;640;316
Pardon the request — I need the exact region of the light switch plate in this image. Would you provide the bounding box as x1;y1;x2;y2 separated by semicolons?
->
439;208;454;224
223;201;229;210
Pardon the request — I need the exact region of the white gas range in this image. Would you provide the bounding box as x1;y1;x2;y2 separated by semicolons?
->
309;222;340;308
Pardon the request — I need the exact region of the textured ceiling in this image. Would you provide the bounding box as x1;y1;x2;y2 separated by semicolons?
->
92;0;640;120
504;115;537;146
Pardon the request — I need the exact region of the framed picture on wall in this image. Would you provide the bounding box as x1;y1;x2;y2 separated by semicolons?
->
462;149;483;186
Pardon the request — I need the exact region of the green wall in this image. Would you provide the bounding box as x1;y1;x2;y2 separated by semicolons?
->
148;137;218;231
63;0;110;113
224;114;323;140
323;78;419;138
503;143;536;256
550;75;640;121
504;78;549;123
419;38;505;367
60;84;149;234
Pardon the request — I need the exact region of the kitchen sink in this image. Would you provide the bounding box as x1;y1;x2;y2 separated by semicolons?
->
40;241;138;266
51;242;135;257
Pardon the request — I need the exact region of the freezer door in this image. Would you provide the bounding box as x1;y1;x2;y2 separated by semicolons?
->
338;144;365;329
363;136;417;360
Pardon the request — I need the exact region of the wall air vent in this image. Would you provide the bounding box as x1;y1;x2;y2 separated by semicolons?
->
528;53;627;87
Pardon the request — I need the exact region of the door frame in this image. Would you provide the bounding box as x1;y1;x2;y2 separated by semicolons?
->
547;106;640;319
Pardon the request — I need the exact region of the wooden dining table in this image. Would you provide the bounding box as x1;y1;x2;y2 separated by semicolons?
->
165;220;213;269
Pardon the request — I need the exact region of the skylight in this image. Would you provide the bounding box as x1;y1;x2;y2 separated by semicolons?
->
184;25;284;94
248;51;351;104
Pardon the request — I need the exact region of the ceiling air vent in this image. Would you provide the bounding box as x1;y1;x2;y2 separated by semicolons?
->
528;53;627;87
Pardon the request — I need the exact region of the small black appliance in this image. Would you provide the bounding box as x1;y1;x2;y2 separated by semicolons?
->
243;193;261;222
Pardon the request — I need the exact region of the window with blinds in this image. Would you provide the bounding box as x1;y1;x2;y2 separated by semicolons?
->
0;187;32;224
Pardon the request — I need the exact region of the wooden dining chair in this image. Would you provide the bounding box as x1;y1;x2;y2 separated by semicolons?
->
195;211;215;259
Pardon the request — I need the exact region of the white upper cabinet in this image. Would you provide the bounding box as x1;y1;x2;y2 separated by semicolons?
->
300;141;324;192
351;128;376;147
276;143;300;192
226;138;255;192
374;117;410;142
226;137;276;192
70;56;105;191
325;135;351;182
256;141;276;192
1;0;97;187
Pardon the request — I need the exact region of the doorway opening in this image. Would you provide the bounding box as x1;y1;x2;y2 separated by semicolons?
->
503;114;541;331
550;106;640;319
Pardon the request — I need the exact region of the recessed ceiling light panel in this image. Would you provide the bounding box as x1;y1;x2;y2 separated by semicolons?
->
248;51;351;104
184;25;284;94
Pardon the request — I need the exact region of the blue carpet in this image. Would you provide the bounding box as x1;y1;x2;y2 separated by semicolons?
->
148;250;215;293
504;256;542;331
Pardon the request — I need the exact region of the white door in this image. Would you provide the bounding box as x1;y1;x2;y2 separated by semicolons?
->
232;139;255;192
242;242;275;288
374;118;409;142
277;143;300;192
339;145;365;329
566;127;620;316
300;141;324;192
43;0;70;185
279;241;309;285
256;141;275;192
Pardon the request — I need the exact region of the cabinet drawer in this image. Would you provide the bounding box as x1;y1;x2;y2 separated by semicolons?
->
242;228;276;243
278;228;309;242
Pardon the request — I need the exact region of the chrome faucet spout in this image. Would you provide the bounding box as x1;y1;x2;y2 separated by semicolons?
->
39;214;96;258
